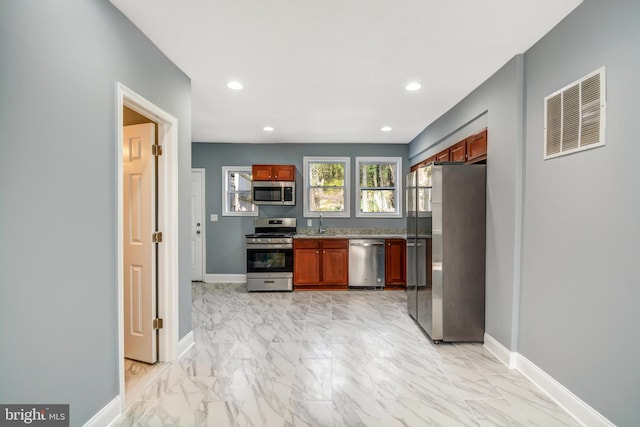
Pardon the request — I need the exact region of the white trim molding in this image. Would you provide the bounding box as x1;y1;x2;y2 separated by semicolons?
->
484;333;614;427
204;273;247;283
515;353;615;427
83;396;120;427
116;82;180;414
354;156;403;218
303;156;351;218
483;333;517;369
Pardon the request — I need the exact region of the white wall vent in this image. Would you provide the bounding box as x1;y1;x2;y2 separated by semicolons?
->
544;67;606;160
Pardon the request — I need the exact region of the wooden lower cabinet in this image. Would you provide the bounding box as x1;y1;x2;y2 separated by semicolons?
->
385;239;406;288
293;248;320;284
294;239;348;290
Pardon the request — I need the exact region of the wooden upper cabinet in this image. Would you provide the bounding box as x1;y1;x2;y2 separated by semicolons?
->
252;164;296;181
450;140;467;162
410;128;487;169
252;165;273;181
273;165;295;181
466;129;487;163
435;148;450;163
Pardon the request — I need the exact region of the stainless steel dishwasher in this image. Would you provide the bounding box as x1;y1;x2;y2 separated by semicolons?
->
348;239;385;288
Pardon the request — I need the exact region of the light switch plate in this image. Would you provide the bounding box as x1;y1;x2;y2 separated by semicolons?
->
307;219;313;227
210;214;218;222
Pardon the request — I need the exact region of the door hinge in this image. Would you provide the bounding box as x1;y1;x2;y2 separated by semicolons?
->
153;318;164;330
151;145;163;156
152;231;163;243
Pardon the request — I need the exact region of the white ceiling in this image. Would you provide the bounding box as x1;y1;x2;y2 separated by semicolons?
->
110;0;582;144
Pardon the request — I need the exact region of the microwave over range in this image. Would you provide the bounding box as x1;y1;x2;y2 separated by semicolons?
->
252;181;295;205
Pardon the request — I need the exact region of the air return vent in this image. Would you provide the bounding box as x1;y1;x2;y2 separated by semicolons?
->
544;67;606;160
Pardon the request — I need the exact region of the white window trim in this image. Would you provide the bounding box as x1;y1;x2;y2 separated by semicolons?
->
303;156;350;218
221;166;259;217
355;156;403;218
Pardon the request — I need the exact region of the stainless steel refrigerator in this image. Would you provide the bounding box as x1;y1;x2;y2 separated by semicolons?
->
406;163;486;342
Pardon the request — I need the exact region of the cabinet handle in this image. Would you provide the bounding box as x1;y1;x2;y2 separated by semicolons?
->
316;251;319;254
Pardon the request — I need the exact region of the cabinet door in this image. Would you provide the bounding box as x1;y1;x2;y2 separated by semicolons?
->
385;239;406;286
273;165;295;181
321;248;348;285
435;149;450;163
252;165;273;181
450;140;467;162
294;248;320;284
466;129;487;162
424;155;436;165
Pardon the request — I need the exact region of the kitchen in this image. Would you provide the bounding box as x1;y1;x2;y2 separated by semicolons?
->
3;0;638;426
192;142;410;283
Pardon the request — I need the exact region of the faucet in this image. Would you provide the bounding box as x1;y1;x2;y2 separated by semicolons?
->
319;214;327;234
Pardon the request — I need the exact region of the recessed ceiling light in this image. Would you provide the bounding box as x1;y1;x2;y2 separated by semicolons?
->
263;126;274;132
227;81;243;90
405;82;421;91
381;126;392;132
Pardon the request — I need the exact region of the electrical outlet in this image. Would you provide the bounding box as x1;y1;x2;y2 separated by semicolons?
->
210;214;218;222
307;219;313;227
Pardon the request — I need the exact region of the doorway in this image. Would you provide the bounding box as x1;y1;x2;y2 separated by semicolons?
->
116;83;179;409
191;169;205;282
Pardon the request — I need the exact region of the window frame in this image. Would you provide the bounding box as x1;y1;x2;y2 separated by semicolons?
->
303;156;351;218
221;166;259;217
355;156;403;218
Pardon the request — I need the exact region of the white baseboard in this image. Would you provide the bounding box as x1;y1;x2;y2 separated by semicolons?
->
515;353;615;427
483;333;613;427
83;396;121;427
483;332;517;369
204;273;246;283
177;330;194;359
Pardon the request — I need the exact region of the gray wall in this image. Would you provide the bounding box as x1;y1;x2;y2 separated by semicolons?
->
0;1;192;425
410;55;525;351
192;143;408;274
408;0;640;423
520;1;640;425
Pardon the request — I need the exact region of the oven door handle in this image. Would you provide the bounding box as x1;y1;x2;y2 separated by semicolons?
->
246;244;293;250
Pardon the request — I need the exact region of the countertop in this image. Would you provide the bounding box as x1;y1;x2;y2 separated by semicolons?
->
295;228;406;239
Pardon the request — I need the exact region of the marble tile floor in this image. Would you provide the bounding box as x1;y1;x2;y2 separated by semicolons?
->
125;358;170;407
116;282;580;426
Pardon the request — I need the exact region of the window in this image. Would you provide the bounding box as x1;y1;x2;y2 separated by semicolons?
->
303;157;350;217
222;166;258;216
355;157;402;218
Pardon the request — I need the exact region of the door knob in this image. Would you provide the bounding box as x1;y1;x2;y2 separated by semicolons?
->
196;230;201;235
197;222;201;226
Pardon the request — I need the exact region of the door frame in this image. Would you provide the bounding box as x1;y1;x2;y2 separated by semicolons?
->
191;168;206;282
116;82;179;408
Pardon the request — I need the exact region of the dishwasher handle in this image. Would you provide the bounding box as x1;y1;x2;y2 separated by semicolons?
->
350;241;384;247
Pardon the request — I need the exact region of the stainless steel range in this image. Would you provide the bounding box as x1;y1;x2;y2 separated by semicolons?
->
245;218;296;291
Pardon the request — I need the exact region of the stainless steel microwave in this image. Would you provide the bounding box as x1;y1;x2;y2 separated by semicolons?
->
252;181;295;205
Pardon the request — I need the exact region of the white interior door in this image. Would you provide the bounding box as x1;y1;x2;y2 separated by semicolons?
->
191;169;204;281
123;123;157;364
